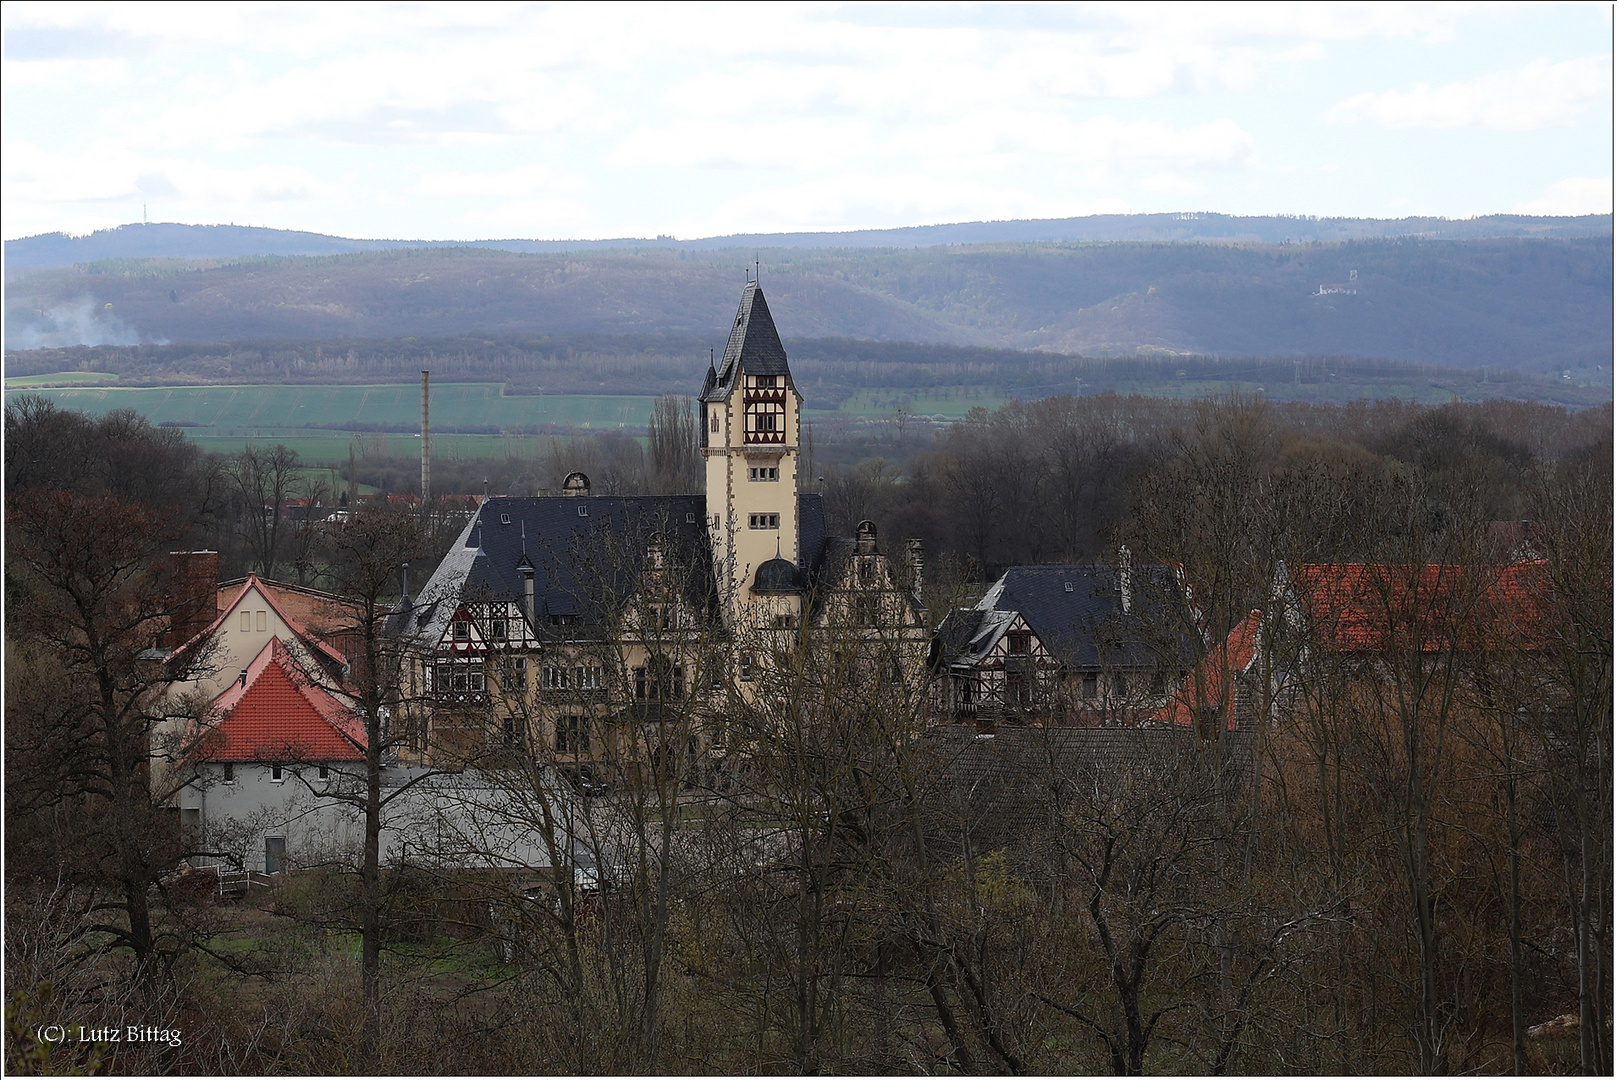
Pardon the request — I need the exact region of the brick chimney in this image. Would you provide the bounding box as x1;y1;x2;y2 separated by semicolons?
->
166;551;220;648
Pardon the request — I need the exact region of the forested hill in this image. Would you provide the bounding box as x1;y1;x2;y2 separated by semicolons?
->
8;237;1609;374
6;213;1608;271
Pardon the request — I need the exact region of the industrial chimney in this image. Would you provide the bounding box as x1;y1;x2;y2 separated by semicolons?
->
420;370;430;506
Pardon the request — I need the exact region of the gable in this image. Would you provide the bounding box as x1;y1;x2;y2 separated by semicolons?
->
192;639;365;762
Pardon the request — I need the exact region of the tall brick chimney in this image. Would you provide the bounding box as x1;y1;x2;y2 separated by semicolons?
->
166;550;220;649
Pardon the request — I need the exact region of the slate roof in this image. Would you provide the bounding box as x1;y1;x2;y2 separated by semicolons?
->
933;564;1200;672
190;638;366;762
399;491;833;646
700;281;792;402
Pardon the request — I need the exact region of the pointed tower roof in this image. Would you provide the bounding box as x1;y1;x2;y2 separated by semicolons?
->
702;281;791;401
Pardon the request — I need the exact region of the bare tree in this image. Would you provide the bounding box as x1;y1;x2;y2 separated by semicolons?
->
229;443;301;578
648;394;700;495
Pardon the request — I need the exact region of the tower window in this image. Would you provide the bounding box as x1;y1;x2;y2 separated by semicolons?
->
710;415;719;433
748;466;779;482
748;514;780;530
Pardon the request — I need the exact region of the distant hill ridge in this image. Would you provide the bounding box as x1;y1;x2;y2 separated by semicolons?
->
7;212;1610;271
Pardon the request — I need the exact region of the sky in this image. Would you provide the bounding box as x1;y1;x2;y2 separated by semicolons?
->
2;2;1611;242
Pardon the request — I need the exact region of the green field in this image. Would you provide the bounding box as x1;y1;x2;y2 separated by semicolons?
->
1;381;659;431
5;371;121;386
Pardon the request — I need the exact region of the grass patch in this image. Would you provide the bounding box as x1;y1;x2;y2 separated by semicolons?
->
5;370;120;386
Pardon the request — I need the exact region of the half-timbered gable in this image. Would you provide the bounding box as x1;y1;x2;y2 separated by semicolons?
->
931;555;1201;730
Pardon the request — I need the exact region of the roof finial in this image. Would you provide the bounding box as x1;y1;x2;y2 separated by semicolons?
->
521;519;526;556
755;257;760;285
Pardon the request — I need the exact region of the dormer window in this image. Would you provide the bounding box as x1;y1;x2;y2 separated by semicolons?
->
452;620;471;641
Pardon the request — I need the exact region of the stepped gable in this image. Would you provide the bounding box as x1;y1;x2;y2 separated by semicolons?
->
191;638;365;762
701;281;791;402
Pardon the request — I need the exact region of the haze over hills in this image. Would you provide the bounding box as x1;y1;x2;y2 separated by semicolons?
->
6;235;1611;376
5;213;1610;272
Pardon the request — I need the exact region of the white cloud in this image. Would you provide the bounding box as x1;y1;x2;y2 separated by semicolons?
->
1512;175;1612;215
1326;56;1611;130
2;57;130;88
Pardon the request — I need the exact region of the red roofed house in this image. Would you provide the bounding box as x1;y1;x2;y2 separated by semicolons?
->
180;638;366;874
1292;561;1546;658
1156;609;1262;737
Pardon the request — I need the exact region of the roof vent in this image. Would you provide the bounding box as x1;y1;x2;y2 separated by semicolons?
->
577;505;589;517
500;514;511;525
686;512;696;523
1064;581;1074;593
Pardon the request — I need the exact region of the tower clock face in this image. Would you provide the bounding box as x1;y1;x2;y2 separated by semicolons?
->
743;380;787;444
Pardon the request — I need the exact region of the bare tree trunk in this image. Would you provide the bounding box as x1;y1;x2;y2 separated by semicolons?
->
360;739;382;1067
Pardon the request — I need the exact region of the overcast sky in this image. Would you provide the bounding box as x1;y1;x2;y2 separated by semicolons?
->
3;2;1610;241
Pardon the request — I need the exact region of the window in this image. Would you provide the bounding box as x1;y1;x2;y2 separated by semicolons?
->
755;374;777;388
1007;632;1031;655
271;763;283;782
544;665;570;691
452;620;471;641
436;661;486;694
1112;673;1128;699
636;658;684;700
748;513;779;530
857;559;875;585
710;414;719;433
502;656;527;691
748;466;779;482
265;836;286;875
576;665;603;691
853;595;879;627
318;763;328;780
490;618;506;641
256;610;267;632
739;652;757;682
1082;672;1098;699
958;676;976;704
556;714;590;754
223;762;235;783
503;714;527;749
240;611;251;633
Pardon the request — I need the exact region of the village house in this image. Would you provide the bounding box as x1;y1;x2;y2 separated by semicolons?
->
929;550;1202;732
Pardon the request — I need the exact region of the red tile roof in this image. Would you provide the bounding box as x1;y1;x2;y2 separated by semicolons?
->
190;638;366;762
1294;562;1546;654
1157;609;1260;731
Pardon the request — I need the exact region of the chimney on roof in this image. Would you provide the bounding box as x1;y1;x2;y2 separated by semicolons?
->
1119;545;1133;614
856;519;878;555
907;537;924;594
239;668;247;687
519;559;536;628
165;550;220;648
